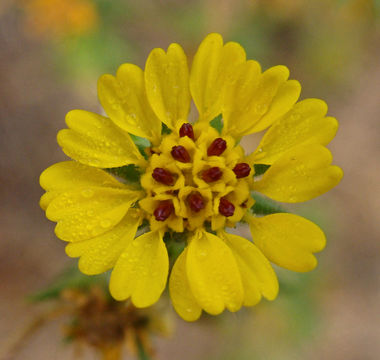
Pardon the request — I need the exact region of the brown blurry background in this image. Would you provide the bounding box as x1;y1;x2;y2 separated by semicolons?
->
1;0;380;359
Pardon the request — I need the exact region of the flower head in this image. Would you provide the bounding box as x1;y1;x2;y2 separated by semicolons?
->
40;33;343;321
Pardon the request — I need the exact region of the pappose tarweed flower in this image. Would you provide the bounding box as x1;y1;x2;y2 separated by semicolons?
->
40;33;343;321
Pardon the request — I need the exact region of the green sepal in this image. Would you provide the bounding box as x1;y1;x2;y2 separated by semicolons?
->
251;192;287;215
106;164;141;183
161;123;172;135
210;114;223;133
130;134;150;159
163;231;187;268
254;164;270;176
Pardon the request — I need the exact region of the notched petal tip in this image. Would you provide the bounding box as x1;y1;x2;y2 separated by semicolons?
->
254;144;342;203
330;165;344;182
169;249;203;321
145;41;190;130
249;213;327;273
202;32;224;44
186;231;244;315
109;231;169;307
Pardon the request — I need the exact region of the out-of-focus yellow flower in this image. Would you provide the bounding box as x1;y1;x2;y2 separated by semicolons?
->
40;33;342;321
20;0;98;38
61;286;173;359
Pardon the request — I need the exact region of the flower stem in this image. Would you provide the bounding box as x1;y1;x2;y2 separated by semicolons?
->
136;334;151;360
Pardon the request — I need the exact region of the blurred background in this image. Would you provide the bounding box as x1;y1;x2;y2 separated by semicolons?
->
1;0;380;359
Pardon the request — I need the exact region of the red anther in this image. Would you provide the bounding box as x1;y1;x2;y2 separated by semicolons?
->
188;193;205;212
171;145;191;163
179;123;194;140
219;197;235;217
233;163;251;178
207;138;227;156
154;200;174;221
202;167;223;182
152;168;174;185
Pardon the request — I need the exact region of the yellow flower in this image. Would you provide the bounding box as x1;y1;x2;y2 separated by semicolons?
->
20;0;98;38
40;33;343;321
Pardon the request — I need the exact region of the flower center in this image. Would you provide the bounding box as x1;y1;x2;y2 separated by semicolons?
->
139;122;254;232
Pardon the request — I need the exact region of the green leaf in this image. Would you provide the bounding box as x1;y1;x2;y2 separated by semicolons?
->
28;267;107;303
210;114;223;133
251;192;287;215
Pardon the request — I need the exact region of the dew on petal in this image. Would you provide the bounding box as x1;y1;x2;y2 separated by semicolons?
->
81;189;94;198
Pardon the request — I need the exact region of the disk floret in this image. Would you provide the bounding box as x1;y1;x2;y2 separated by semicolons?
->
140;123;254;232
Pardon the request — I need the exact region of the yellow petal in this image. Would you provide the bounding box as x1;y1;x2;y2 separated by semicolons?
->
186;230;244;315
254;144;343;202
57;110;145;168
109;231;169;307
40;192;58;211
220;232;279;304
190;33;246;123
98;63;161;144
39;161;124;210
223;65;293;137
250;79;301;133
145;43;190;130
249;213;326;272
40;161;123;191
222;60;261;136
169;248;202;321
46;187;142;241
65;209;141;275
251;99;338;164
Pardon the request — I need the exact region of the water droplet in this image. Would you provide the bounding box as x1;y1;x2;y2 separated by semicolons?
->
111;103;121;110
197;250;207;259
91;228;100;236
100;219;112;228
81;189;94;198
291;113;301;121
255;104;268;115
